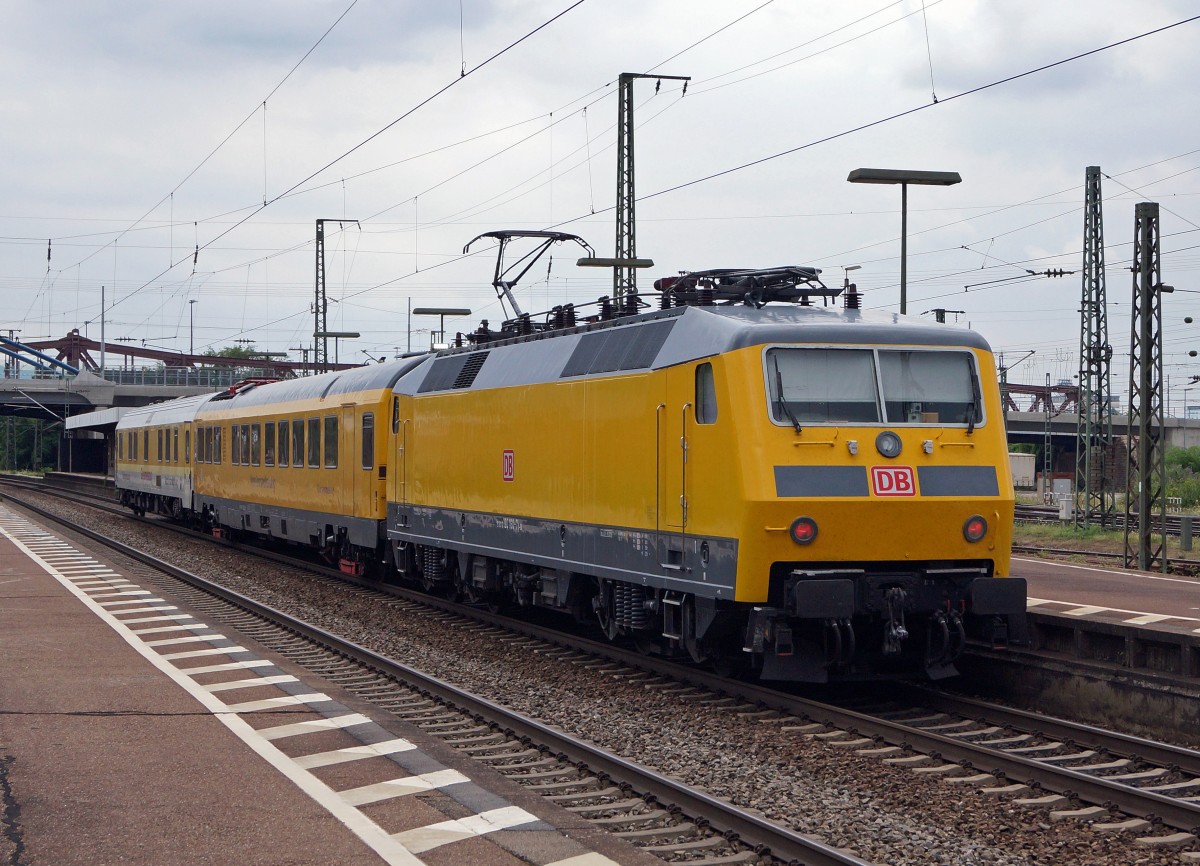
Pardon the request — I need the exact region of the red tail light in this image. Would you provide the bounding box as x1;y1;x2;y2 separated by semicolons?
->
790;517;818;545
963;515;987;542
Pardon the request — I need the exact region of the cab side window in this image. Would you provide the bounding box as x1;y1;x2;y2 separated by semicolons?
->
695;362;718;424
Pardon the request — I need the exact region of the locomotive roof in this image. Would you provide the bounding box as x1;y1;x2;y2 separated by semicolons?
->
397;303;993;396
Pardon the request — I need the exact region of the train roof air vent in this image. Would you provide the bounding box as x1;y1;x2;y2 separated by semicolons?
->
453;351;489;389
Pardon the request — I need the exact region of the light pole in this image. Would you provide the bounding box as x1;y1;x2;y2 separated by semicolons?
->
314;331;360;369
413;307;471;350
847;168;961;315
189;299;197;356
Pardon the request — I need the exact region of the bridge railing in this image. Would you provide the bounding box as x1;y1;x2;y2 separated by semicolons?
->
3;366;287;388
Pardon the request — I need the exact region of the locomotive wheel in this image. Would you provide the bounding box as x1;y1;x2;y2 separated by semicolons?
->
593;580;619;641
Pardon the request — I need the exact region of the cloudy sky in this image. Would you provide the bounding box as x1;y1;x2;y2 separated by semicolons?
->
2;1;1198;404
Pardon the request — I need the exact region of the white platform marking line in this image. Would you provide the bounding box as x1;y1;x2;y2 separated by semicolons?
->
109;606;182;616
159;646;251;660
1013;555;1200;584
0;513;425;866
545;856;622;866
293;738;417;770
145;635;226;648
339;769;470;807
391;806;540;853
116;613;194;625
221;693;331;713
129;624;211;635
1125;613;1174;625
201;675;300;694
1026;596;1200;625
256;713;373;741
179;660;274;676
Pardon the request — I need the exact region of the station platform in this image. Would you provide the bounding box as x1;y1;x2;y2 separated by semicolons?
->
0;504;654;866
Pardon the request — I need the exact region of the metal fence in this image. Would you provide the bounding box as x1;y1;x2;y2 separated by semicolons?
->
5;366;291;388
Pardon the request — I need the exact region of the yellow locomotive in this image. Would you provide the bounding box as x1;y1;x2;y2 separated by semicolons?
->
386;257;1025;682
115;237;1025;682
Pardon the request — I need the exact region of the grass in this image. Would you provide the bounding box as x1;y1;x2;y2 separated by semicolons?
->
1012;520;1200;564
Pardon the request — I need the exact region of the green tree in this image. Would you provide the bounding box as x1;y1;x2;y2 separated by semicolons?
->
1166;446;1200;506
204;344;261;360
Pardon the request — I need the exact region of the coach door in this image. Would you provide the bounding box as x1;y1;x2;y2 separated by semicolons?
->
340;404;357;516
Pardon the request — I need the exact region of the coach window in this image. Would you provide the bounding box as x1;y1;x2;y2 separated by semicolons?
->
392;397;400;433
240;425;251;465
695;363;717;424
263;423;275;467
293;419;305;468
143;430;150;462
307;417;320;468
277;421;289;467
214;427;222;465
185;430;191;464
231;425;242;465
250;424;261;466
174;427;180;463
324;415;338;468
157;428;163;462
361;413;374;470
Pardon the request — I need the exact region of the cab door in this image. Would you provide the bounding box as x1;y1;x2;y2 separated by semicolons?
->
658;366;692;539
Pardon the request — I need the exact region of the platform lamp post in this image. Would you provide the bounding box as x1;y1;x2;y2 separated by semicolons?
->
412;308;471;350
189;299;197;356
847;168;961;315
313;331;359;370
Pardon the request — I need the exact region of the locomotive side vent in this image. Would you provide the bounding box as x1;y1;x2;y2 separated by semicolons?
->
452;351;490;389
418;351;490;393
560;320;675;378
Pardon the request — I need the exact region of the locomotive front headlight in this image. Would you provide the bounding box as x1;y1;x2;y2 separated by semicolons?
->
789;517;818;545
876;430;902;458
963;515;988;542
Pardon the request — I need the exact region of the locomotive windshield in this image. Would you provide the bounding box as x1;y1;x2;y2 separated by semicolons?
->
765;347;982;426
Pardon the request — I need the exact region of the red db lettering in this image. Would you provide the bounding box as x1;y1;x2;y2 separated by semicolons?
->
871;466;916;497
502;449;515;482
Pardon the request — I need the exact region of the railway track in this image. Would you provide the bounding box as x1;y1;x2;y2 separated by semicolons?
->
0;480;863;866
9;477;1200;858
1015;503;1197;535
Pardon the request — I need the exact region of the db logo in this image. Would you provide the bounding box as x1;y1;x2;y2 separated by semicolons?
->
871;466;916;497
502;449;515;482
